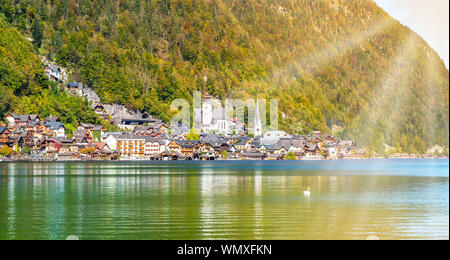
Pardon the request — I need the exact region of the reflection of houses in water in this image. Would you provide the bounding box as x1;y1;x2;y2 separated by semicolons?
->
253;172;263;239
254;172;263;196
201;174;214;196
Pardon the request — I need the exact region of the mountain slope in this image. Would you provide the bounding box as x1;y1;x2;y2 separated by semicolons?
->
0;0;448;154
0;15;102;134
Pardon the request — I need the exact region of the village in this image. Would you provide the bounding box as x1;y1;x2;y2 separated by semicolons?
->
0;47;447;162
0;111;361;162
1;62;360;162
1;61;446;162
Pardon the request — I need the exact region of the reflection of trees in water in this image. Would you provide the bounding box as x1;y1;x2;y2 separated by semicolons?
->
0;161;448;240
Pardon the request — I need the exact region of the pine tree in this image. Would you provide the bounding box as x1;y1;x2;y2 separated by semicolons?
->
31;19;43;49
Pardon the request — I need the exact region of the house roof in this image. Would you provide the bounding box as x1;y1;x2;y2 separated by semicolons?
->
236;140;247;146
177;140;199;148
45;122;64;130
260;139;278;146
46;64;61;72
102;132;129;139
49;137;74;143
8;135;23;143
241;152;265;157
9;113;30;122
73;130;89;138
10;126;23;134
29;115;40;121
45;116;60;122
305;144;318;151
267;143;283;150
278;139;293;149
59;138;75;143
116;135;165;145
292;140;305;147
200;134;226;143
251;140;262;148
79;124;103;131
96;143;109;150
67;82;82;88
19;131;29;137
26;121;40;127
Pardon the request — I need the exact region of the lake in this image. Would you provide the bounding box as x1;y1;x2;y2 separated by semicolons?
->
0;159;448;240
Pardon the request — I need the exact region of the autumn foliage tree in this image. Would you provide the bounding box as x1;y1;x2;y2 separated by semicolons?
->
79;147;95;156
0;145;13;157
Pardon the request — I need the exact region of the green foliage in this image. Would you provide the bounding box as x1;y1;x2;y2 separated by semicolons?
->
31;19;42;49
0;15;102;128
0;0;448;154
80;147;95;155
285;152;296;161
220;150;229;159
185;129;200;141
22;146;31;155
92;130;101;142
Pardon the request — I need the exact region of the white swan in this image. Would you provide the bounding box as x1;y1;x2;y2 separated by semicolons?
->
304;187;311;197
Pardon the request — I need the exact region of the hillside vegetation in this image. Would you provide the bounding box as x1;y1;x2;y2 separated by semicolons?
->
0;16;101;134
0;0;448;154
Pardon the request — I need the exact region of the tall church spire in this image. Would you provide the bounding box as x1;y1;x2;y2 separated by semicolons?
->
254;98;262;137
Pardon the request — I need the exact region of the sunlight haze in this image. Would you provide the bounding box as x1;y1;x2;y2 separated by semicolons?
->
374;0;449;68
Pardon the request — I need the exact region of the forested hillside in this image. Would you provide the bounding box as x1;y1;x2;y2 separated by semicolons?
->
0;0;448;154
0;16;101;134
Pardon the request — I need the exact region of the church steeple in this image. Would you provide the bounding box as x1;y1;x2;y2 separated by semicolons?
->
254;97;262;137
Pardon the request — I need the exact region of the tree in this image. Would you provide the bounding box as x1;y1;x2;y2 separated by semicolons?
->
0;145;13;157
32;19;43;49
22;146;31;155
285;152;296;160
80;147;95;155
185;129;200;141
221;150;228;159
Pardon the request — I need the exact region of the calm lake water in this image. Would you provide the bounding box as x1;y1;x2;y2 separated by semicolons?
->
0;159;448;240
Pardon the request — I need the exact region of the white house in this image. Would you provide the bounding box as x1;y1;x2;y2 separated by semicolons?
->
45;122;65;138
102;133;121;151
326;146;338;158
144;139;166;157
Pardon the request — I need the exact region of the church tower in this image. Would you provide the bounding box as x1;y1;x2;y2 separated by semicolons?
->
254;99;262;137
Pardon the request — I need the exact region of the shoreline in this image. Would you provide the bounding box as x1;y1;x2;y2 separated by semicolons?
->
0;157;448;163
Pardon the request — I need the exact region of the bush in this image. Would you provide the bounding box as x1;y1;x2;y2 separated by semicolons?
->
80;147;95;155
221;150;229;159
0;145;13;157
285;152;296;161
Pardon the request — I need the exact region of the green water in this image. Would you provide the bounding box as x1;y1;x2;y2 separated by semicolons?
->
0;159;448;240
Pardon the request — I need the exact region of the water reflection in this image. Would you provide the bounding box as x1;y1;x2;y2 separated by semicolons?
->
0;160;448;240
